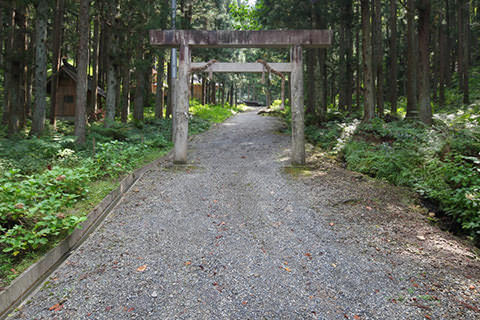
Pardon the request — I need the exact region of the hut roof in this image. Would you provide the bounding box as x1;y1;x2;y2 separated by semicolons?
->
48;60;106;97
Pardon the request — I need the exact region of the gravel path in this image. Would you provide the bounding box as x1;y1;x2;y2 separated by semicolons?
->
12;110;480;319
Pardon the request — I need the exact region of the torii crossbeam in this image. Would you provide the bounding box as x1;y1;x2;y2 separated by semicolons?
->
149;30;332;165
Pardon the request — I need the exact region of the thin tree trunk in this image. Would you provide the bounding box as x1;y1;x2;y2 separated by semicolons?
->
90;9;100;119
417;0;432;125
74;0;90;145
50;0;64;127
221;81;225;107
458;0;469;104
388;0;398;114
373;0;384;117
8;3;26;136
155;54;165;119
306;49;315;116
406;0;418;119
439;18;447;106
361;0;375;121
339;1;353;112
120;63;130;123
133;51;145;122
355;1;361;110
31;0;48;136
104;3;117;128
105;62;117;126
166;62;172;117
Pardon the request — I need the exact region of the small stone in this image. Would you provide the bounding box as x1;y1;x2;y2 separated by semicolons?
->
417;235;426;241
151;291;158;298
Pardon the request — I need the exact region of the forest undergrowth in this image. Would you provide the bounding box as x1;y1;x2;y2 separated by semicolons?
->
0;102;243;287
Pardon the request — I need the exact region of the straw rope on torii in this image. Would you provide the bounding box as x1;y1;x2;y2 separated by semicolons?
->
190;59;217;80
256;59;286;109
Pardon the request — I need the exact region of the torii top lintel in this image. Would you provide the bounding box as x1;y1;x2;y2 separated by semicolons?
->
149;30;332;48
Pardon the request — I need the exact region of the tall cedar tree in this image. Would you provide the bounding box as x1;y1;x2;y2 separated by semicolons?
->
74;0;90;145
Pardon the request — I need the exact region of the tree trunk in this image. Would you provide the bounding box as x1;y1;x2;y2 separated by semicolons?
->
406;0;418;119
439;18;447;106
74;0;90;145
50;0;65;127
458;0;469;104
339;0;353;112
104;2;118;128
134;51;145;122
8;3;26;136
373;0;384;117
120;63;130;123
31;0;48;136
306;49;315;116
2;6;12;126
388;0;398;114
166;62;172;117
155;54;165;119
361;0;375;121
90;9;100;119
355;1;361;110
417;0;432;125
105;62;117;127
221;81;225;107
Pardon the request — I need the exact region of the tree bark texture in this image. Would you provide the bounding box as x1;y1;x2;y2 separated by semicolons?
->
417;0;432;125
155;54;165;119
361;0;375;121
74;0;90;145
406;0;418;119
50;0;65;127
388;0;398;114
31;0;48;136
373;0;384;117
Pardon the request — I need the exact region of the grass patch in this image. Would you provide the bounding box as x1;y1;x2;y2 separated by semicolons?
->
283;166;313;178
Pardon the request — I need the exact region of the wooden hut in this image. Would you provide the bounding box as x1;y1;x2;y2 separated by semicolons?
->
47;60;106;119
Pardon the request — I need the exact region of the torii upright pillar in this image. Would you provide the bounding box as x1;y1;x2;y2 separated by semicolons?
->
149;30;332;165
291;45;305;165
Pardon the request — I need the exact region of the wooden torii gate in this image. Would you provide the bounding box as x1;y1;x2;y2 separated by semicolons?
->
149;30;332;165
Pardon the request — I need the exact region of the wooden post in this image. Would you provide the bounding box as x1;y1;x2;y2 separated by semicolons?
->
173;42;190;163
291;45;305;165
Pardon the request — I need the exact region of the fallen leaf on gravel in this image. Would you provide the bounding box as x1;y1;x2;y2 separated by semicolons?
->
331;263;337;268
329;222;334;226
136;265;147;272
366;206;372;211
127;307;135;312
455;299;480;312
469;285;476;290
425;315;432;319
412;303;431;310
353;315;361;320
133;188;139;192
305;252;312;257
242;301;248;305
49;303;63;312
105;306;112;311
284;267;291;272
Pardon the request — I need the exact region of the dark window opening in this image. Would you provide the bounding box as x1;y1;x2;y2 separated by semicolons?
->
64;95;74;103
